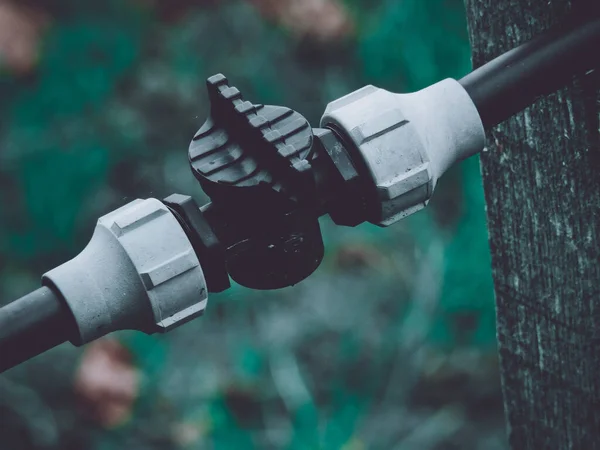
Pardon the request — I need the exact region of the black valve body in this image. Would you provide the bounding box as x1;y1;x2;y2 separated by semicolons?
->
189;74;324;290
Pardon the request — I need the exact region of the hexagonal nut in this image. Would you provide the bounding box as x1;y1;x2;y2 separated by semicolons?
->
321;86;433;226
313;128;370;226
163;194;230;293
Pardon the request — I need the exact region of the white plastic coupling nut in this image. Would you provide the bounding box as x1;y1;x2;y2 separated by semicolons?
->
42;198;208;345
321;79;485;226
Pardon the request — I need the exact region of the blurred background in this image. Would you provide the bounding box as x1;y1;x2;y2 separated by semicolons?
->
0;0;506;448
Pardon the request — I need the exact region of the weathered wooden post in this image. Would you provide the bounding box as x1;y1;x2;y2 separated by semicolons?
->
464;0;600;447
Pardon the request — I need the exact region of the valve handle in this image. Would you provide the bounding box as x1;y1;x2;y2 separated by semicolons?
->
189;74;316;211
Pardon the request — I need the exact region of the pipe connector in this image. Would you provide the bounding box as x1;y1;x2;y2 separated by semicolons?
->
43;198;208;345
321;79;485;226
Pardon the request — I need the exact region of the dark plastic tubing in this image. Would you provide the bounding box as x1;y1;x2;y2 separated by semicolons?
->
0;286;74;373
460;16;600;128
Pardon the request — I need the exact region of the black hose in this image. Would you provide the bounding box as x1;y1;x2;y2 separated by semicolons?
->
0;286;75;373
460;16;600;128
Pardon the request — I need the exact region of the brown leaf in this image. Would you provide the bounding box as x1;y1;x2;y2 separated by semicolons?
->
0;0;49;74
249;0;354;42
334;243;386;271
74;339;139;428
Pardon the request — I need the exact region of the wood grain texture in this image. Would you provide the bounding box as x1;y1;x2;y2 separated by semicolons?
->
463;1;600;448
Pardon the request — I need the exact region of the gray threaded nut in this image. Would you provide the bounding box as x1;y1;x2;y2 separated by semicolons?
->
321;79;485;226
42;198;208;345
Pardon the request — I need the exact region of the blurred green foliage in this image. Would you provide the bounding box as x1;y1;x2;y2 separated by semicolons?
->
0;0;503;449
358;0;472;90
